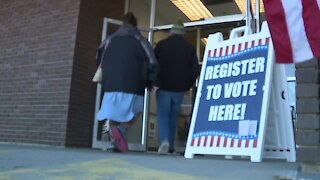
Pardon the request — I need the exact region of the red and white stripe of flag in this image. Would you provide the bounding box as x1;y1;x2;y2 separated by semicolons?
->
191;136;258;149
208;37;270;58
263;0;320;63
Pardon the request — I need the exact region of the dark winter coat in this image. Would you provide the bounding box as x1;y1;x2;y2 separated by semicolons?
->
154;34;199;92
96;24;159;96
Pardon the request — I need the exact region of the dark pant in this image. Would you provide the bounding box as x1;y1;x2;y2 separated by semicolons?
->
156;90;184;150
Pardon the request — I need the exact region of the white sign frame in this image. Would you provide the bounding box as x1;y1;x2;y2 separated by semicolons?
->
184;22;295;162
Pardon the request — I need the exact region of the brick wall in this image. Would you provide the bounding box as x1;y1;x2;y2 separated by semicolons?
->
295;58;320;162
65;0;124;147
0;0;124;147
0;0;80;146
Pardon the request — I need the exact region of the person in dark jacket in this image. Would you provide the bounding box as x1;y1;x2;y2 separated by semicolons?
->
96;12;159;152
154;20;199;154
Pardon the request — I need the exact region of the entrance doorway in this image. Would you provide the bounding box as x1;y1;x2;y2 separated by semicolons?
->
91;0;296;156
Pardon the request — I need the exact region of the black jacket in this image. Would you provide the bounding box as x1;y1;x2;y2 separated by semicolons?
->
96;24;159;95
154;35;199;92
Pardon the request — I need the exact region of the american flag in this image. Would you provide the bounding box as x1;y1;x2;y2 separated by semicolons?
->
263;0;320;64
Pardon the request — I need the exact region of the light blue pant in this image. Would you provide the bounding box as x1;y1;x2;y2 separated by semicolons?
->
156;90;184;151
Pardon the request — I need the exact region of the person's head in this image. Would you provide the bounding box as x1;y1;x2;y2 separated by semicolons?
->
123;12;137;27
169;20;185;35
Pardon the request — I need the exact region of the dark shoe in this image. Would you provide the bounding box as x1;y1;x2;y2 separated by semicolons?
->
110;127;128;153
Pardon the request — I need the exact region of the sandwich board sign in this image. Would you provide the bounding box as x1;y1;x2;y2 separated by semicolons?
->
184;22;296;162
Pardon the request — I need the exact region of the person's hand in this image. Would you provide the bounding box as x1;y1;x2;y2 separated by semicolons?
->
151;86;159;93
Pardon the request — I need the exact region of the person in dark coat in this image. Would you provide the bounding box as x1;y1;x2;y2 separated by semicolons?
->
96;12;159;152
154;20;199;154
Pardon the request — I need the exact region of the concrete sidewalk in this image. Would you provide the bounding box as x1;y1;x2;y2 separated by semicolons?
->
0;144;319;180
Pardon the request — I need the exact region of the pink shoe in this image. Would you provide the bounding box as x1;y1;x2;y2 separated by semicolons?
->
110;127;128;152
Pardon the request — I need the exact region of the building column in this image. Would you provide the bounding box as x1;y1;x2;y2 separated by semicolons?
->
295;57;320;162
